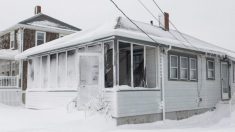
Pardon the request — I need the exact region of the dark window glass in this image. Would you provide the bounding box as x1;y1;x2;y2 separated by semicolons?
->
104;42;113;88
119;42;131;86
133;44;144;87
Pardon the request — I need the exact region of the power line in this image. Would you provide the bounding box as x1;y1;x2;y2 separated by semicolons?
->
137;0;189;48
110;0;160;44
152;0;200;50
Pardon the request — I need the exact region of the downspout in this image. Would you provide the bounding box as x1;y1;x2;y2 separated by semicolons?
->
161;45;172;121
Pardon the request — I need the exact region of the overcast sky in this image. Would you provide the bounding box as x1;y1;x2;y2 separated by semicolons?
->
0;0;235;50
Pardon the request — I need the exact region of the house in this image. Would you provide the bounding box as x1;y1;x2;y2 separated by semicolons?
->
16;13;235;125
0;6;81;105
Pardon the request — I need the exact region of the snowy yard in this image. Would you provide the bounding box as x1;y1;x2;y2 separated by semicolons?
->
0;102;234;132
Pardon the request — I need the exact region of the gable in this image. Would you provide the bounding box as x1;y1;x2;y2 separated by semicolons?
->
19;14;81;31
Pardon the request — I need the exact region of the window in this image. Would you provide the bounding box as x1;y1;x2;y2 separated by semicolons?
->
169;53;197;81
58;52;66;88
233;62;235;83
207;59;215;80
133;44;144;87
10;31;15;49
104;42;114;88
170;55;178;79
146;46;157;88
180;57;188;80
190;58;197;80
49;54;57;88
119;42;131;86
41;56;48;88
36;31;46;46
67;50;76;89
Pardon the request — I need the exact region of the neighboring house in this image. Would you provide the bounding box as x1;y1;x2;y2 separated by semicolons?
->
0;6;81;105
16;14;235;125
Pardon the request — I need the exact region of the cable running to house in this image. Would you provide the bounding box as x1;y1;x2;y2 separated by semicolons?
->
152;0;200;50
137;0;189;48
110;0;160;44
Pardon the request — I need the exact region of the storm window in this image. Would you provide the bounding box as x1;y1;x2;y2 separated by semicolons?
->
207;59;215;80
41;56;48;88
119;42;131;86
190;58;197;80
50;54;57;89
133;44;144;87
67;50;76;89
104;41;113;88
146;47;157;88
180;57;188;80
36;31;46;46
58;52;66;88
170;55;178;79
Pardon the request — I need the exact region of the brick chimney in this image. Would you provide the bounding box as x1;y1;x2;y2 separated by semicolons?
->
159;12;170;31
34;6;41;15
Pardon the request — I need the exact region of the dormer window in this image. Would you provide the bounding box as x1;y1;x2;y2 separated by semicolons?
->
36;31;46;46
10;31;15;49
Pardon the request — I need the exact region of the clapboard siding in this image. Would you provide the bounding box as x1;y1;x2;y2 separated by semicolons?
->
113;90;161;117
164;53;221;112
26;91;77;109
0;89;22;106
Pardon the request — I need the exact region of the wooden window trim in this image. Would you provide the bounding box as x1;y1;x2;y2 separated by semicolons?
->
35;31;46;46
206;59;215;80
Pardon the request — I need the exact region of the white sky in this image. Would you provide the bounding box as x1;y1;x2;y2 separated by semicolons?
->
0;0;235;50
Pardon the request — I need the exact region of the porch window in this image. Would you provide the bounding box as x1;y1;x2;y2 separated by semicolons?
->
104;42;113;88
34;57;41;88
41;56;48;88
28;59;34;88
133;44;144;87
190;58;197;80
207;59;215;80
58;52;66;88
36;31;46;46
170;55;178;79
119;42;131;86
67;50;76;89
180;57;188;80
146;47;157;88
49;54;57;88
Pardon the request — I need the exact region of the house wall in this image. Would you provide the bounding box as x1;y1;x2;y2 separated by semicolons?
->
22;29;59;90
0;33;10;49
164;50;221;113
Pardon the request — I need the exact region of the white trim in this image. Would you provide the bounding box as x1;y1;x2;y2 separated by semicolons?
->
169;55;178;79
35;31;46;46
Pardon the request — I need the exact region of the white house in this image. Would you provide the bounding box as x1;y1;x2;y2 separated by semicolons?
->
16;15;235;125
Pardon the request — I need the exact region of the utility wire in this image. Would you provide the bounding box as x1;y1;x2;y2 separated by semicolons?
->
152;0;200;50
137;0;189;48
110;0;160;44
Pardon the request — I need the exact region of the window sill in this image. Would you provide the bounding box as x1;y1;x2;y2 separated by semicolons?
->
103;86;160;92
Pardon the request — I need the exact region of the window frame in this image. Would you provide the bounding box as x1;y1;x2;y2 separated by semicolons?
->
35;31;46;46
179;56;189;80
169;55;179;80
206;59;215;80
189;58;197;81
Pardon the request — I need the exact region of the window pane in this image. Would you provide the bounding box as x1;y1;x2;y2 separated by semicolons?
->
170;56;178;67
146;47;156;88
58;52;66;88
208;61;214;69
208;70;214;79
133;44;144;87
41;56;48;88
104;42;113;88
50;54;57;88
67;50;76;89
37;32;45;45
170;68;178;79
180;69;188;79
119;42;131;86
28;59;34;88
190;59;196;69
180;57;188;68
190;70;197;80
34;57;41;88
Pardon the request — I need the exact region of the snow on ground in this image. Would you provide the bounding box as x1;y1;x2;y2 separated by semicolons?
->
0;102;234;132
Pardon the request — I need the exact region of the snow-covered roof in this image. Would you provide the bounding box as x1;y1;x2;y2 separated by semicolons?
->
16;17;235;59
0;49;19;60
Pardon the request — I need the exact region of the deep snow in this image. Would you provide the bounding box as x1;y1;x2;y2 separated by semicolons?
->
0;101;234;132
